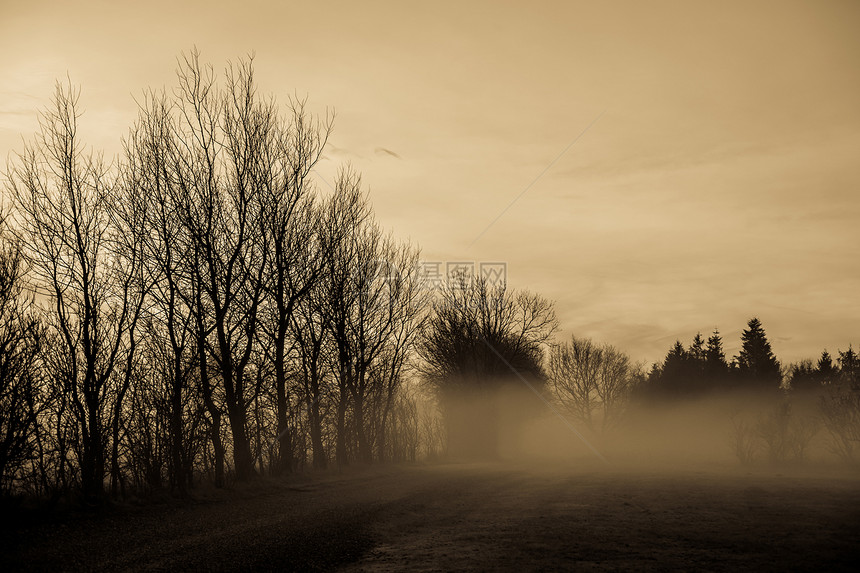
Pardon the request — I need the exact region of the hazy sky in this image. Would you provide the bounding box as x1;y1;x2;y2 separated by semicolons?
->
2;0;858;365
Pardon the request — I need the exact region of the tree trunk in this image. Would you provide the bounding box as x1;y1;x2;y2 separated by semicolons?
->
199;343;225;488
210;411;225;488
169;372;185;495
82;396;105;501
378;407;390;463
354;393;372;464
226;397;254;481
335;396;349;466
274;324;293;475
309;397;327;469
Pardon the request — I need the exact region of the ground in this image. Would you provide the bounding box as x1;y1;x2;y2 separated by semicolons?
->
3;462;859;571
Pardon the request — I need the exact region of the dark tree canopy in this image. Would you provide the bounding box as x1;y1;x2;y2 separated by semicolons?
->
837;347;859;388
735;317;781;390
418;275;556;391
818;350;837;382
639;323;783;399
704;329;730;382
660;340;691;394
418;274;557;458
787;359;818;391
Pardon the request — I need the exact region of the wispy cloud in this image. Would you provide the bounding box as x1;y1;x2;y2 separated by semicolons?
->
374;147;402;159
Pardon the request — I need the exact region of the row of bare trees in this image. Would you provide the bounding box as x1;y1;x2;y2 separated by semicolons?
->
1;52;429;500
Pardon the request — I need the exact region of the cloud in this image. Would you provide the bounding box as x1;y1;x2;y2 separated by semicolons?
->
374;147;402;159
325;143;354;157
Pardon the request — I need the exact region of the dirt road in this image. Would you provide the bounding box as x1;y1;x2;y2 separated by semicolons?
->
5;463;859;571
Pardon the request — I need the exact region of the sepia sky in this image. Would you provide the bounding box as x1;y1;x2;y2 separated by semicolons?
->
2;0;858;366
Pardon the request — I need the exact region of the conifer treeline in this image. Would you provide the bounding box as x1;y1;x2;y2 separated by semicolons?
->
640;317;858;397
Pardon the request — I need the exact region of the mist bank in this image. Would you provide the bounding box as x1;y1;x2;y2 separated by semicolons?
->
438;381;859;476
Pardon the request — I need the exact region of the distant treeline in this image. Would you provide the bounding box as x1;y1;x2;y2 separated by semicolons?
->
638;317;859;398
626;318;859;465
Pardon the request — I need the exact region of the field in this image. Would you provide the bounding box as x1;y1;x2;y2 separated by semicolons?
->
4;461;859;571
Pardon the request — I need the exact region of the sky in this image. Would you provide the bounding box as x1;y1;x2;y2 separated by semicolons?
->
1;0;858;366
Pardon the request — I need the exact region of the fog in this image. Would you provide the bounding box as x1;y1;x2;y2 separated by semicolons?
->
436;379;855;478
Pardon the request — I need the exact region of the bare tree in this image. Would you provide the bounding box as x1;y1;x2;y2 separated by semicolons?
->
320;169;372;465
8;81;145;500
419;275;557;458
124;89;201;493
284;172;370;469
819;354;860;461
729;412;758;465
257;97;331;474
0;216;43;493
548;336;640;434
290;257;335;469
154;51;276;481
2;49;477;499
420;274;556;388
365;242;427;463
820;389;860;461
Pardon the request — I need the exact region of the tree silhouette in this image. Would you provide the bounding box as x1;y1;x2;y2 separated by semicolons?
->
0;220;43;493
658;340;690;395
9;82;148;500
419;274;556;458
785;349;839;393
704;329;730;384
257;97;331;475
837;347;859;387
734;317;781;390
689;333;705;363
787;359;818;392
820;347;860;461
817;350;837;383
548;336;640;433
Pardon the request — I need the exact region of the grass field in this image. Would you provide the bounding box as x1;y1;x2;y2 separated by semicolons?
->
4;461;859;571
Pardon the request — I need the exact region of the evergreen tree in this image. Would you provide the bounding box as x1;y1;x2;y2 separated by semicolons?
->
661;340;689;395
704;329;730;385
816;350;836;384
837;346;859;388
689;333;705;362
645;363;662;386
689;332;705;367
635;362;664;401
686;333;706;390
787;359;818;391
734;317;781;390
